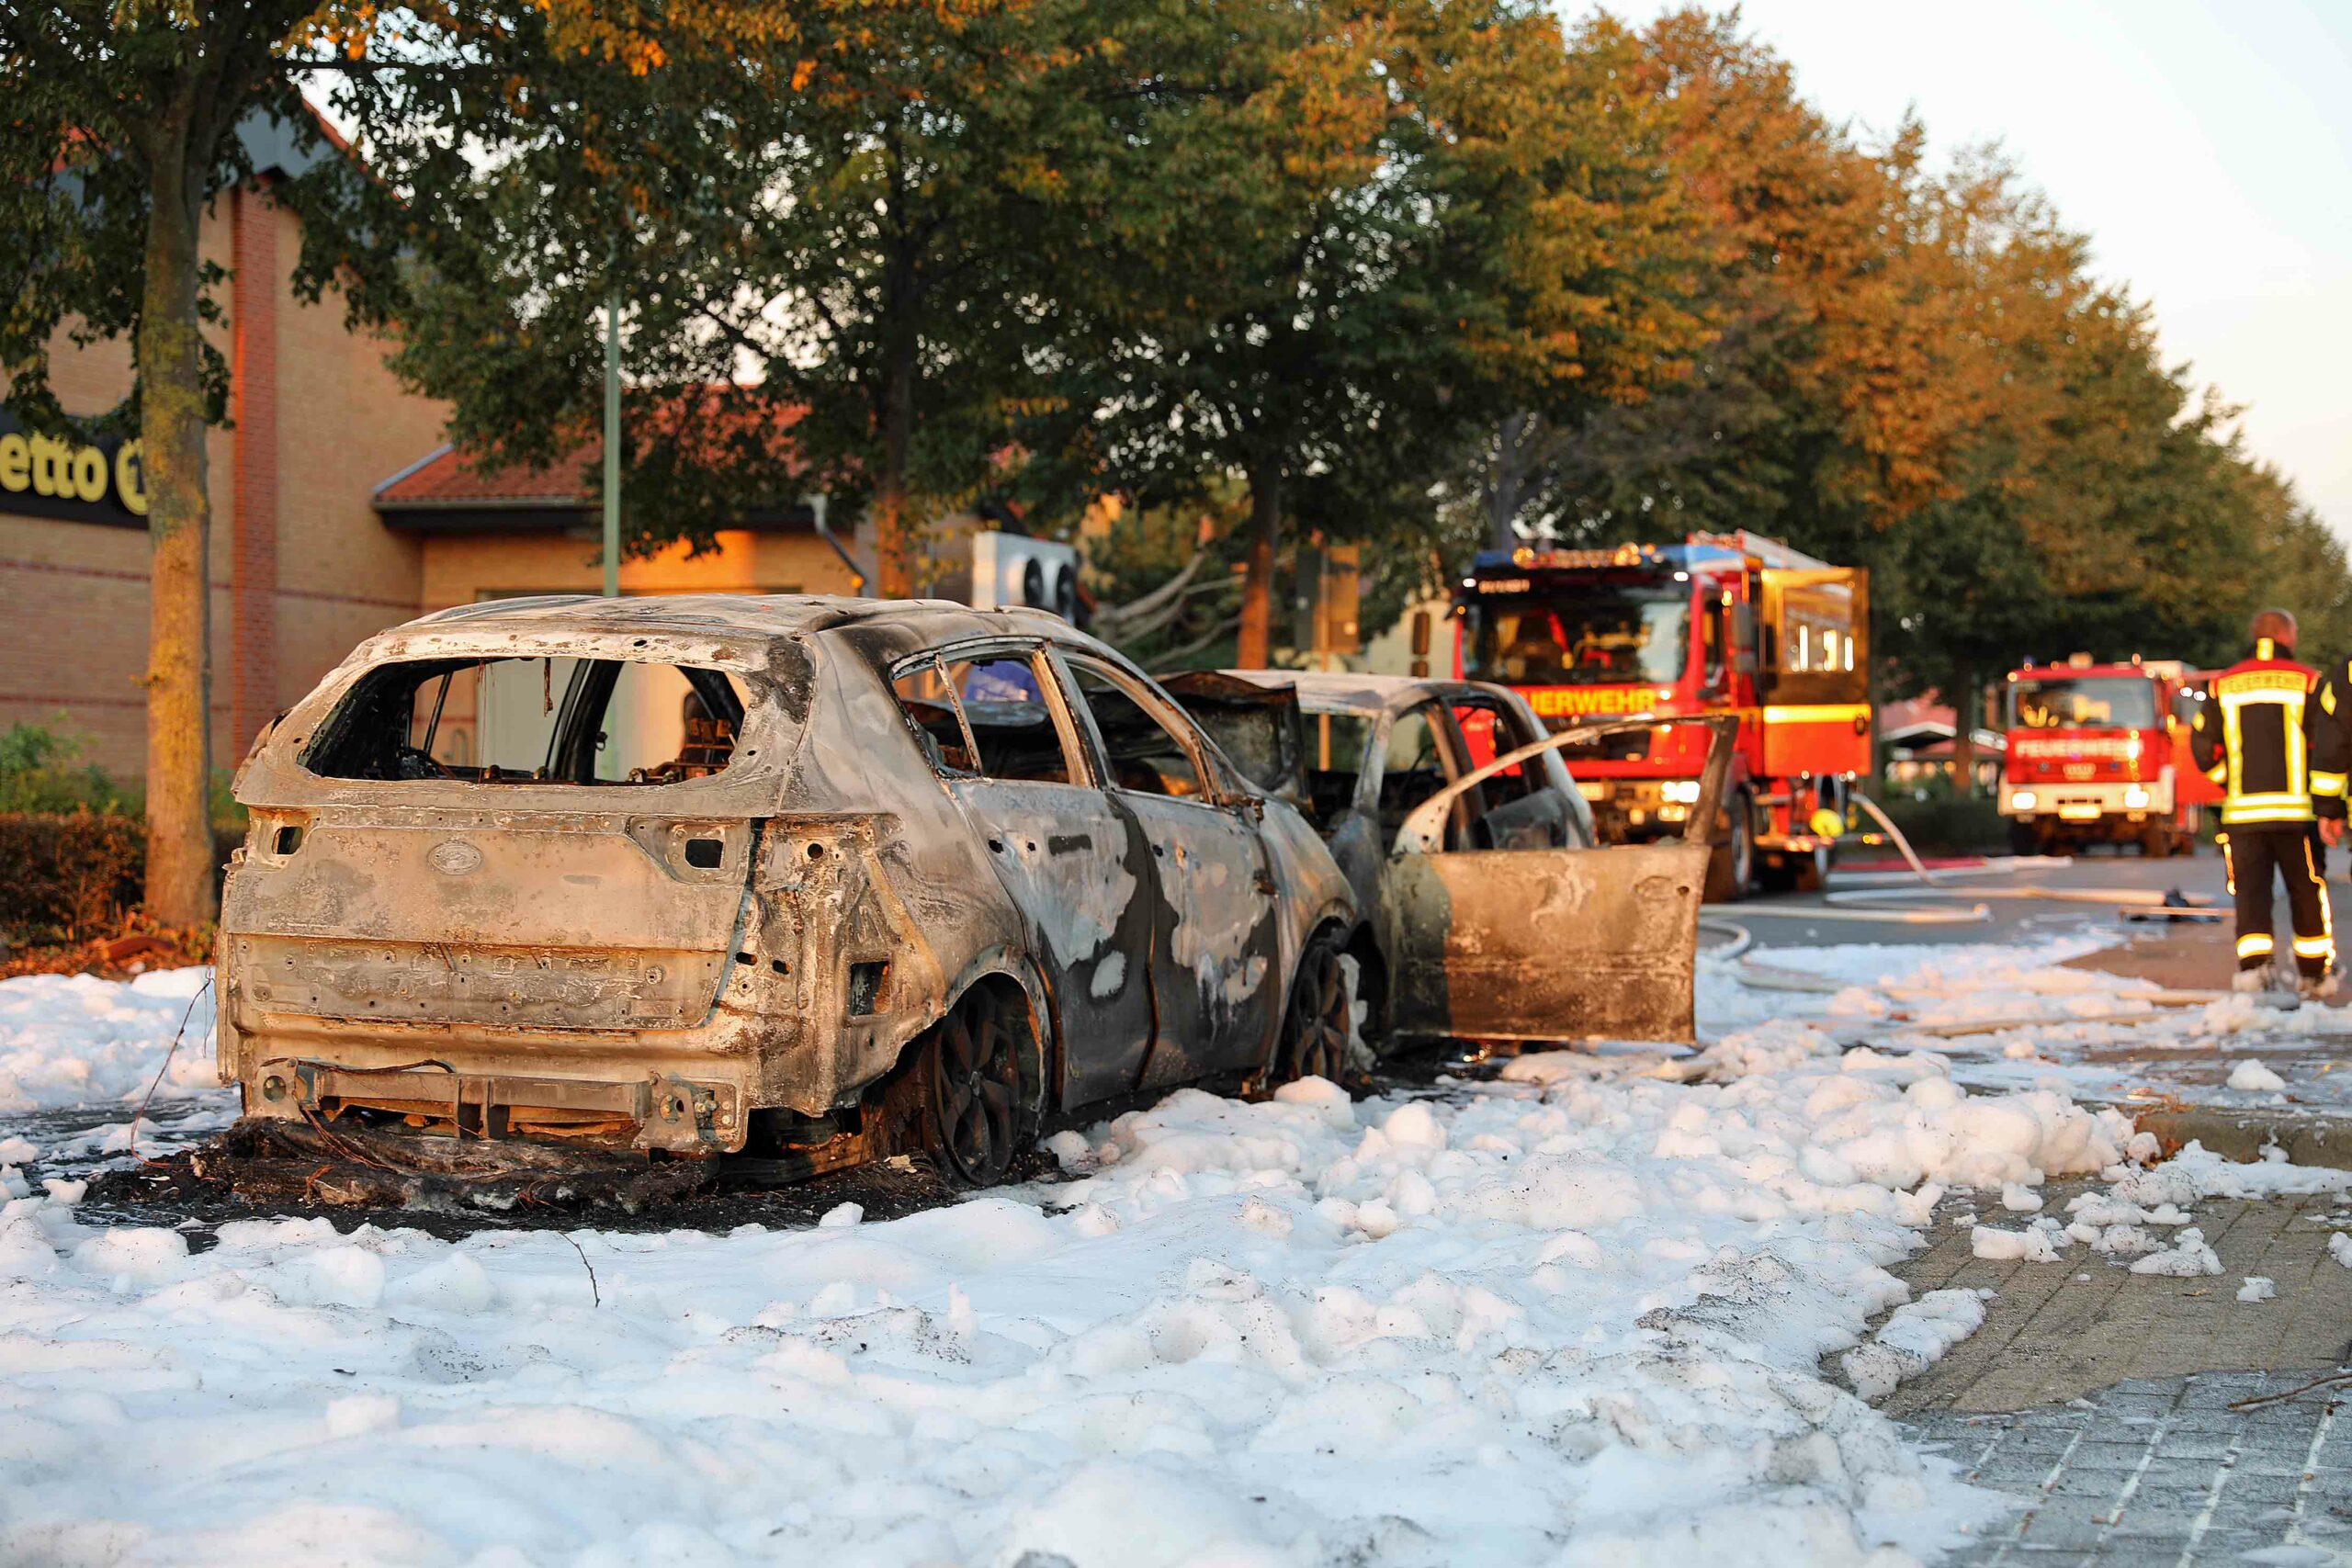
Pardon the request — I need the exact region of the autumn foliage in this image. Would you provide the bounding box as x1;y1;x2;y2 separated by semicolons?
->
9;0;2340;742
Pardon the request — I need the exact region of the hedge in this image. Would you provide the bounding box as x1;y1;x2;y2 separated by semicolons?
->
0;813;241;944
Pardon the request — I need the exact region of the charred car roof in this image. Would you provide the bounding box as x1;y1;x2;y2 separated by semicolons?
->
364;593;1099;661
1218;670;1527;717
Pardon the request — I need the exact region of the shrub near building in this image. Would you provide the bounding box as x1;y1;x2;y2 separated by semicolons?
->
0;723;237;947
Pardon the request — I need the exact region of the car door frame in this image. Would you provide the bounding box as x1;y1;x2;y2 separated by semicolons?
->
1379;715;1736;1045
886;636;1160;1110
1362;695;1466;847
1045;645;1284;1087
1442;688;1582;850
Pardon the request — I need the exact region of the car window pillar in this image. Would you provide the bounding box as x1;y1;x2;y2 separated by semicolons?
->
1048;648;1236;807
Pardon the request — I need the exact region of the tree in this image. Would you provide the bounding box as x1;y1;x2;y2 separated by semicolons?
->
342;0;1128;598
0;1;361;926
1489;7;2352;744
1021;0;1709;665
3;0;976;923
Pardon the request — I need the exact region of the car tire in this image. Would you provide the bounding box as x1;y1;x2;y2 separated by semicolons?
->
2141;821;2173;858
2006;820;2040;858
1704;789;1754;904
1270;929;1353;1089
1789;842;1832;894
917;987;1028;1188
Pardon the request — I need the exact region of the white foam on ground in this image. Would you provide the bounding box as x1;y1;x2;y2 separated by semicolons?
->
0;941;2337;1563
2227;1059;2288;1093
1842;1290;1989;1402
0;967;219;1114
0;960;2141;1564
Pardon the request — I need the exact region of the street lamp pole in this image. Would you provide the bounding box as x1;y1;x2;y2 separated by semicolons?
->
806;491;867;595
602;285;621;598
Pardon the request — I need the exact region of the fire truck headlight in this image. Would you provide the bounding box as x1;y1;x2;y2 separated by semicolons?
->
1661;780;1702;805
2009;790;2038;812
2123;785;2151;809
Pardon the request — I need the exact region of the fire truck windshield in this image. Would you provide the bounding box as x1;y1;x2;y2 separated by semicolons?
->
2008;676;2158;730
1464;581;1690;686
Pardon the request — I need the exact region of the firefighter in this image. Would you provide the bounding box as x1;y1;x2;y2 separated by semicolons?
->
2190;609;2336;996
2311;638;2352;865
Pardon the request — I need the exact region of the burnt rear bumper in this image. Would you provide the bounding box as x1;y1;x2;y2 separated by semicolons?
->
241;1056;738;1154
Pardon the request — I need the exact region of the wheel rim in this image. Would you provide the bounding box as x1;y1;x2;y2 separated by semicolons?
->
930;994;1018;1184
1731;805;1753;886
1283;944;1351;1083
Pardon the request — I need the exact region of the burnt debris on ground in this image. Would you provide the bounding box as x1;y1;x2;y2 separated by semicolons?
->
77;1119;1034;1244
64;1043;1510;1244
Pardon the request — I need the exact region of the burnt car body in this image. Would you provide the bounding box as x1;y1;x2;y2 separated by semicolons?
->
219;596;1356;1184
1167;671;1725;1048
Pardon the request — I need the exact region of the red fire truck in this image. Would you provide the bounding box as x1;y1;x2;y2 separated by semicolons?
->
1453;532;1871;900
1998;656;2217;857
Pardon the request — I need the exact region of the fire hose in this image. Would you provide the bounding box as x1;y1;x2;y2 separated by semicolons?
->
1700;791;2219;953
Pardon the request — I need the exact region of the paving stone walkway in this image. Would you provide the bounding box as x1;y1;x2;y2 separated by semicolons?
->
1872;1185;2352;1562
1908;1371;2352;1564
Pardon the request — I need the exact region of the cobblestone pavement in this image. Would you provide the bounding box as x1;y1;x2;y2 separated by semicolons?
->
1875;1185;2352;1562
1886;1186;2352;1412
1908;1371;2352;1564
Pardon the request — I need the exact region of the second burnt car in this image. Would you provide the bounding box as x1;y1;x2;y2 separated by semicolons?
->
217;595;1355;1187
1166;671;1724;1049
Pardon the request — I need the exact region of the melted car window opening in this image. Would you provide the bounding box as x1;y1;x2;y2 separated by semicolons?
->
892;658;981;774
1070;664;1202;800
304;657;748;784
949;658;1073;784
1378;706;1451;832
1453;702;1535;807
1299;710;1374;821
891;652;1074;784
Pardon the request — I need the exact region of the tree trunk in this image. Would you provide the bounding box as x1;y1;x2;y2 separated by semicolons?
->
1489;412;1535;552
1236;461;1281;668
139;137;219;928
874;329;918;599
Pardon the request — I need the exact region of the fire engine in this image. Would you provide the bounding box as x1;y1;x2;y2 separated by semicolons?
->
1998;655;2216;857
1454;532;1871;900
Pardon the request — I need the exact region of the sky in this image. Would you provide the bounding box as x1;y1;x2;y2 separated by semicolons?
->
1595;0;2352;541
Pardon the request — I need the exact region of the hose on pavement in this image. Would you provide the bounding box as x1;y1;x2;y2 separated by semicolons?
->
1716;791;2215;924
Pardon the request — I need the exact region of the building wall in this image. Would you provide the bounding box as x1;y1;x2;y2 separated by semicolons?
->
263;196;440;718
417;528;864;611
0;183;438;782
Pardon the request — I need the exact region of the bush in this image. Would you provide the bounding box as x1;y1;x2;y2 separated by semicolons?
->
0;811;148;943
0;811;245;945
0;720;134;816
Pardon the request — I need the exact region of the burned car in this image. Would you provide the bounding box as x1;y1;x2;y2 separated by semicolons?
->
1167;671;1726;1048
218;596;1356;1188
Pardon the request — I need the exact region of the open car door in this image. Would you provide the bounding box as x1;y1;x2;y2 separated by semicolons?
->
1379;716;1734;1045
1156;671;1308;804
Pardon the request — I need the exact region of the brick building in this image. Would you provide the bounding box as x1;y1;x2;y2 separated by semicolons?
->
1;150;864;784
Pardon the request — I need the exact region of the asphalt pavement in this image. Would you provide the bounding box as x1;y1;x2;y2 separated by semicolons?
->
1722;843;2241;951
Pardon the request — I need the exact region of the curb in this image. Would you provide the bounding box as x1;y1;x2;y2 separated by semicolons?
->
2126;1106;2352;1171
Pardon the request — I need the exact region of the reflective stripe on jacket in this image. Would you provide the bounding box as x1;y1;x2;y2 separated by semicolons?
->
2189;640;2323;826
2312;658;2352;817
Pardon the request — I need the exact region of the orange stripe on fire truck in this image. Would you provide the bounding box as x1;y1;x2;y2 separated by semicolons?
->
1760;704;1871;726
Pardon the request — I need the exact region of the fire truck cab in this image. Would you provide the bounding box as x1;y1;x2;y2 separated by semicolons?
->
1455;532;1871;901
1999;655;2212;857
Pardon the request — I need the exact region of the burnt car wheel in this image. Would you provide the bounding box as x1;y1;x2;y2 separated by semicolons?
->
922;987;1024;1187
1272;931;1352;1088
